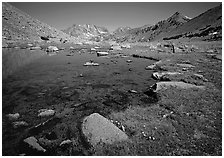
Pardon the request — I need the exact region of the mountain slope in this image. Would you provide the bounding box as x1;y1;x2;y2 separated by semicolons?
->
163;4;222;40
113;11;191;42
62;24;109;40
2;2;81;44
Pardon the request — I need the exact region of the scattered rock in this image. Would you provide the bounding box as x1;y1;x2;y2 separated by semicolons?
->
121;44;131;49
59;139;72;146
30;46;41;50
128;90;138;93
111;45;122;50
46;46;59;52
84;62;99;66
23;136;46;152
193;74;208;82
82;113;128;146
12;121;28;128
38;109;55;117
91;48;96;51
176;63;195;68
212;54;222;60
151;81;205;92
97;52;109;56
69;46;74;50
145;64;156;70
206;49;214;53
152;72;181;80
6;113;20;121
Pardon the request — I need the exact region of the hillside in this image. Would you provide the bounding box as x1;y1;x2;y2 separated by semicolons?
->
113;11;191;42
2;2;82;45
163;4;222;41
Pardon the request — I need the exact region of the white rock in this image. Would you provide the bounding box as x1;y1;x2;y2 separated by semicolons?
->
69;46;74;50
91;48;96;51
30;46;41;50
176;63;195;68
38;109;55;117
46;46;59;52
59;139;72;146
82;113;128;146
24;136;46;152
112;45;122;50
84;62;99;66
7;113;20;121
97;52;109;56
12;121;28;128
145;64;156;70
152;81;205;92
152;72;181;80
126;60;132;63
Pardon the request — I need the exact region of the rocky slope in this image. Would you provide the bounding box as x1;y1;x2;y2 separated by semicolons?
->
113;5;221;43
163;4;222;41
62;24;110;41
2;2;82;46
113;12;191;43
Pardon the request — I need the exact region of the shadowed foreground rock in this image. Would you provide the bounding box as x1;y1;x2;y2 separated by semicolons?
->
82;113;128;146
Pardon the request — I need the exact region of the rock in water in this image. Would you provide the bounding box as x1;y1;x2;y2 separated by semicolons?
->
151;81;205;92
82;113;128;146
97;52;109;56
23;136;46;152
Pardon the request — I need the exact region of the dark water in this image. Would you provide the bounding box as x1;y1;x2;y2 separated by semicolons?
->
2;47;157;155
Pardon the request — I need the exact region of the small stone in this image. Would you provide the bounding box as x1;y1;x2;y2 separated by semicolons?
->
38;109;55;117
59;139;72;146
145;65;156;70
6;113;20;121
84;62;99;66
12;121;28;128
23;136;46;152
128;90;138;93
97;52;109;56
126;60;132;63
79;74;83;77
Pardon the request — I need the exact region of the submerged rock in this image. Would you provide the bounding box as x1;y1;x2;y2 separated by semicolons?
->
82;113;128;146
23;136;46;152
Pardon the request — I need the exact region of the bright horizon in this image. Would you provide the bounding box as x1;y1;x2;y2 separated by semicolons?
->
9;2;221;32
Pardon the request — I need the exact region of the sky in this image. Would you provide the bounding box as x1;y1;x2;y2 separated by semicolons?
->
9;2;221;32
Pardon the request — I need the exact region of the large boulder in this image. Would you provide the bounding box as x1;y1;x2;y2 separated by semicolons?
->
151;81;205;92
82;113;128;146
152;72;181;81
